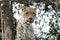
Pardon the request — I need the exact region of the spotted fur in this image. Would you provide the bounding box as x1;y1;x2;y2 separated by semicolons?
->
16;6;37;40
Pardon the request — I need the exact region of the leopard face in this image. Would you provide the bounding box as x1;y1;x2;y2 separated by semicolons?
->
21;6;36;25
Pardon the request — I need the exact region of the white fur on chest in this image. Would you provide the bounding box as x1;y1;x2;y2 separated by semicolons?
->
19;24;35;40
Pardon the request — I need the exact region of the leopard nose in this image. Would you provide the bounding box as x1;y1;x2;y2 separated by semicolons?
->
29;18;33;20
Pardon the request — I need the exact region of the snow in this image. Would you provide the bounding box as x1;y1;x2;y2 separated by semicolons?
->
42;26;50;33
13;4;50;37
12;2;60;39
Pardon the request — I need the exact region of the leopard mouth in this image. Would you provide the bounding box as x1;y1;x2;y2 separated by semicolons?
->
24;20;34;25
29;21;33;23
27;20;34;23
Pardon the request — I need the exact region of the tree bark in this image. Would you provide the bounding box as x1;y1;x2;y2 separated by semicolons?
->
2;1;13;40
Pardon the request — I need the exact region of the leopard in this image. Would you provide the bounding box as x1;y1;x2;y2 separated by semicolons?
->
16;6;38;40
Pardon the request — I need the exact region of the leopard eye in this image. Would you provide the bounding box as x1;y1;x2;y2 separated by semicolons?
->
33;13;35;14
26;12;28;14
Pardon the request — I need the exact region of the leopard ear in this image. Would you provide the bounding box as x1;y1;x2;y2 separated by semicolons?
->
21;6;27;11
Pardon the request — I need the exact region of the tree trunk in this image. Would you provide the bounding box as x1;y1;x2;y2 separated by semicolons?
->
2;1;13;40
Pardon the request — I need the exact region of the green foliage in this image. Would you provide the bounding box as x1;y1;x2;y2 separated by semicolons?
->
56;3;60;9
52;3;56;10
52;3;60;11
44;3;60;12
49;29;58;35
0;36;2;40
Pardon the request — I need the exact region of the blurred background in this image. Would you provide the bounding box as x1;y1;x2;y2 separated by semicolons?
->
0;0;60;40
